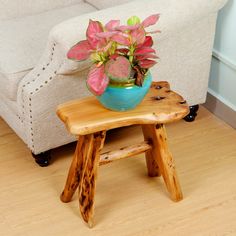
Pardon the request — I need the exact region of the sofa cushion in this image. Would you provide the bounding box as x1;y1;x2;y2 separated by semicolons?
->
86;0;133;9
0;0;84;21
0;2;97;100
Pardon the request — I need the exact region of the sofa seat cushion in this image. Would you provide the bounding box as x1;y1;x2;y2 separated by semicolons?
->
0;2;97;100
0;70;30;101
86;0;133;9
0;0;84;21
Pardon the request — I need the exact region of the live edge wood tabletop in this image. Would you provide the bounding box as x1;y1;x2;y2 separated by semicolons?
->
56;81;189;228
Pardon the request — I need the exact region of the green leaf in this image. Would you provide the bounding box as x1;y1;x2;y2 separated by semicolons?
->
127;16;141;26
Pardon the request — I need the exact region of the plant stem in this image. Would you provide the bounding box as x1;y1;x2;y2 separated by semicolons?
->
129;45;135;65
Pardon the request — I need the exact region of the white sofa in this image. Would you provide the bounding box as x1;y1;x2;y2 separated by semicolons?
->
0;0;227;166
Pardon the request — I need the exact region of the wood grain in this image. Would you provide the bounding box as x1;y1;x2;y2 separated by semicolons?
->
142;126;161;177
78;131;106;227
60;131;106;227
142;124;183;201
99;141;152;165
60;136;85;203
57;81;189;135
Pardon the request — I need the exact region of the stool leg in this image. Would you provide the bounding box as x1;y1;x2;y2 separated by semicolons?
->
142;124;183;202
142;126;161;177
78;131;106;228
60;136;87;202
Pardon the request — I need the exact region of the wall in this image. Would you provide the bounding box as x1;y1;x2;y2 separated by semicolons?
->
208;0;236;111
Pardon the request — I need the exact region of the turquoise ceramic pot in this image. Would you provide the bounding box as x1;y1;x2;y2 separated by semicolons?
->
97;71;152;111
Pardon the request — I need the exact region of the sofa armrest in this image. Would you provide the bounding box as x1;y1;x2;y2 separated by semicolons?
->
45;0;227;75
52;0;227;50
16;37;92;153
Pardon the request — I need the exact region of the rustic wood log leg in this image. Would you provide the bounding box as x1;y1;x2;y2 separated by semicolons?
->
142;124;183;202
142;127;161;177
60;136;87;203
78;131;106;228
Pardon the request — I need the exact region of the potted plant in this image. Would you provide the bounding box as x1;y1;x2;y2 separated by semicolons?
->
67;14;160;111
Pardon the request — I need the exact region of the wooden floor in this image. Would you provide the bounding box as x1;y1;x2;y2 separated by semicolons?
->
1;106;236;236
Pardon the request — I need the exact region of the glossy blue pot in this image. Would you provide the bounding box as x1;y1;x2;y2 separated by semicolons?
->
97;71;152;111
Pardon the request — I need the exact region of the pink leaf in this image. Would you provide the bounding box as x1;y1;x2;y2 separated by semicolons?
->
135;47;156;55
110;54;119;60
142;14;160;28
87;65;109;96
115;24;140;32
105;20;120;31
86;19;106;49
135;53;158;60
96;31;117;39
97;41;113;53
111;33;130;46
67;40;92;61
139;59;157;68
137;36;153;47
105;56;131;82
130;27;146;45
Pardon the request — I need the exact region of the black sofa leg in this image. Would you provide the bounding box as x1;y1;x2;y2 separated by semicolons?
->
32;150;51;167
184;105;199;122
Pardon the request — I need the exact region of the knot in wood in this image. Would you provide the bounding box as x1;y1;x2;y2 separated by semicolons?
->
152;96;165;101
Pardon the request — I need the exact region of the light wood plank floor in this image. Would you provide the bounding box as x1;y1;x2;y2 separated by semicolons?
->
1;106;236;236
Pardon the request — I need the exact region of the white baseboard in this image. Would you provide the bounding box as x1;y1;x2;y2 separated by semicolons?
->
203;92;236;129
212;49;236;72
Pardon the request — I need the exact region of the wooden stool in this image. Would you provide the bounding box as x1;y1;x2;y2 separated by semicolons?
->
57;81;189;227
